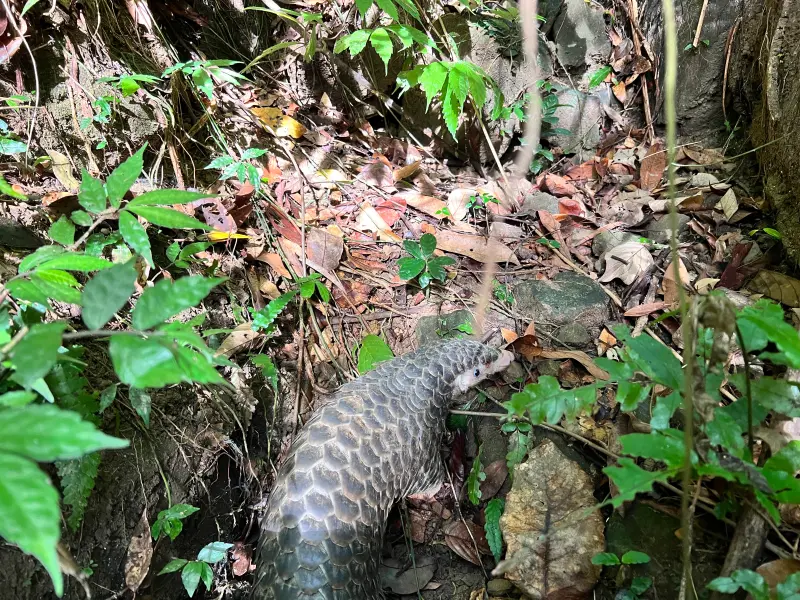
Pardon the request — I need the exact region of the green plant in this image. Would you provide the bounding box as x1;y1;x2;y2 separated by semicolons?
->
588;65;612;89
592;550;652;599
0;144;236;596
484;497;505;562
357;334;394;374
152;504;200;541
159;541;233;597
436;316;474;338
204;148;268;191
249;291;298;333
166;241;214;271
536;237;561;249
492;280;514;304
162;60;248;101
708;569;800;599
467;445;486;504
296;272;331;303
397;233;455;289
334;24;436;72
0;118;27;154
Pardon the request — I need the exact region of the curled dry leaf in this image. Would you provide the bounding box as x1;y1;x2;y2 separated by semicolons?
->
444;518;491;565
598;241;654;285
255;252;291;278
402;192;448;219
251;107;307;138
432;229;520;265
495;439;604;598
393;160;421;181
661;258;691;305
541;174;577;197
217;323;262;358
748;270;800;308
537;349;609;381
447;188;477;222
359;161;395;188
639;141;666;191
125;509;153;592
623;301;670;317
356;201;402;242
46;149;81;192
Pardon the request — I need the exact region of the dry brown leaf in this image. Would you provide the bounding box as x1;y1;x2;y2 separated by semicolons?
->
640;141;666;191
307;227;344;271
716;188;738;221
500;328;518;343
496;439;604;598
217;323;262;358
479;460;509;500
748;270;800;307
255;252;291;278
393;160;421;181
541;174;577;197
356;201;402;242
125;509;153;592
662;258;691;305
359;161;395;188
403;193;448;219
612;80;627;103
443;519;490;565
510;334;542;360
600;200;645;226
598;242;654;285
446;188;477;222
537;350;609;380
433;230;519;265
564;161;596;181
683;146;726;165
757;559;800;592
624;301;671;317
46;149;81;192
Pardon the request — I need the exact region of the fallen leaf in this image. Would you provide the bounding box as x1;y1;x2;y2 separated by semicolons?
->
598;328;617;354
640;141;666;191
380;556;436;595
433;229;520;265
307;227;344;271
683;146;726;165
537;349;609;380
309;169;352;186
255;252;291;278
598;241;654;285
403;193;448;219
600;200;645;226
716;188;738;221
124;509;152;592
359;161;395;188
748;270;800;308
217;323;262;358
564;161;596;181
661;258;691;305
695;278;720;294
231;542;253;576
542;174;577;197
46;149;80;192
480;460;509;500
447;188;477;222
612;80;627;103
510;334;542;360
757;559;800;593
251;106;307;138
393;160;421;181
500;328;518;343
444;519;490;565
558;198;587;217
374;196;407;227
538;211;566;248
356;201;402;241
624;301;671;317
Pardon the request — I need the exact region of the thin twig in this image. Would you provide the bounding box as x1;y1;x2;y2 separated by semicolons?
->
514;0;541;179
691;0;710;48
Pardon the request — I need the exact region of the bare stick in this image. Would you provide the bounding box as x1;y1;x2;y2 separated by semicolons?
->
514;0;541;179
692;0;710;48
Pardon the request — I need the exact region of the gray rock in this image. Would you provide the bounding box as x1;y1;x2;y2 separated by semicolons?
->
553;0;611;69
500;360;526;385
513;271;611;332
558;322;592;347
489;222;524;240
592;230;640;257
0;218;44;249
689;172;720;187
537;359;562;378
643;214;690;244
487;578;514;596
548;89;605;159
477;417;509;466
415;310;476;346
521;191;560;214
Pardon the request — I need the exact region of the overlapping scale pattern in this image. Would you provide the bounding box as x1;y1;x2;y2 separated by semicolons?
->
252;340;501;599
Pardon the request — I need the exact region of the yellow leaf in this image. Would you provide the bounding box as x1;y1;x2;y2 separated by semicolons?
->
202;231;251;242
251;107;307;138
46;149;80;192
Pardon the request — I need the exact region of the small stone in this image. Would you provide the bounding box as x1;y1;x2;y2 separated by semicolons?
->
500;360;526;385
548;89;604;158
643;214;691;243
592;230;640;257
487;578;514;596
558;322;592;347
477;417;510;465
489;222;524;240
415;310;476;346
690;172;720;187
520;191;560;214
537;360;561;378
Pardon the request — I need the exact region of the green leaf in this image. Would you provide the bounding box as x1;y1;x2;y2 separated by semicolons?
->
31;270;82;305
651;390;682;430
299;279;316;298
37;253;113;272
70;210;93;227
5;279;49;305
619;432;685;468
403;239;423;259
777;572;800;599
193;68;214;100
18;245;65;273
506;429;529;477
731;375;800;417
251;355;279;395
106;145;146;208
370;28;394;72
56;452;101;531
160;504;200;521
354;0;373;18
467;446;486;505
10;322;66;388
397;257;425;280
179;242;212;261
0;138;28;154
374;0;399;20
357;334;394;374
132;276;225;330
630;577;653;595
315;281;331;303
705;408;745;457
124;205;211;230
603;458;675;507
0;391;36;407
127;189;217;206
109;335;186;388
0;173;27;199
204;155;235;170
441;83;461;139
738;300;800;368
418;62;449;108
250;291;297;332
98;383;118;413
48;215;75;246
764;440;800;474
197;541;233;563
21;0;42;17
0;452;63;596
614;326;684;390
419;233;437;258
621;550;650;564
82;260;137;330
426;256;455;282
707;570;769;598
589;65;612;89
79;170;107;214
393;0;421;20
158;558;188;575
418;272;432;289
484;498;505;562
454;61;486;108
616;380;651;412
130;388;152;427
591;552;621;566
505;377;596;424
0;404;129;461
166;241;181;263
117;211;153;267
199;561;214;591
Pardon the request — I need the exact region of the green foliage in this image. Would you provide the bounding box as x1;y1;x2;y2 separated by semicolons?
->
357;334;394;374
296;272;331;303
56;453;101;532
334;25;435;71
467;446;486;505
249;291;297;333
492;280;514;304
397;233;455;289
484;498;505;561
97;73;160;98
591;552;621;566
159;541;233;597
352;0;421;21
152;504;200;541
592;550;652;598
251;354;279;396
503;421;531;478
588;65;612;89
162;60;248;100
205;148;268;191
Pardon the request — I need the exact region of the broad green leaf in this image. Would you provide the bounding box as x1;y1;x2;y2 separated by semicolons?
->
374;0;399;20
777;572;800;598
396;65;425;94
79;170;107;214
158;558;188;575
505;377;596;424
98;383;118;413
192;68;214;100
0;138;27;154
418;62;449;108
199;562;214;591
441;84;461;139
630;577;653;595
707;577;740;594
619;432;685;468
124;205;211;230
397;257;425;280
250;291;297;332
204;155;235;170
0;391;36;407
705;409;745;457
56;452;101;532
18;245;65;273
0;452;63;596
37;253;113;272
160;504;200;521
738;300;800;368
370;28;394;72
616;380;650;412
467;447;486;505
591;552;621;566
48;215;75;246
603;457;674;507
132;276;225;330
506;429;529;477
357;334;394;374
130;388;151;427
484;498;504;562
589;65;612;89
393;0;421;20
614;326;684;390
118;211;153;267
179;242;212;261
403;239;423;259
70;210;93;227
299;279;316;299
426;256;455;282
170;343;226;386
10;322;66;388
5;279;49;305
315;281;331;303
764;440;800;474
109;335;186;388
730;374;800;417
82;260;137;330
166;241;181;263
0;173;27;199
0;404;129;461
707;570;768;597
448;63;471;108
650;390;682;430
418;272;432;289
419;233;437;258
106;145;146;208
355;0;373;16
31;271;82;305
126;189;217;206
621;550;650;564
197;541;233;563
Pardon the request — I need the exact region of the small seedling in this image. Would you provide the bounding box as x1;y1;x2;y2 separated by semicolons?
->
397;233;455;289
492;280;514;304
204;148;268;191
162;59;248;101
592;551;652;599
296;272;331;303
152;504;200;541
536;237;561;249
159;541;233;597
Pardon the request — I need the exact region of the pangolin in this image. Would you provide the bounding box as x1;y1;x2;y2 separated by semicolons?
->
252;339;513;599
